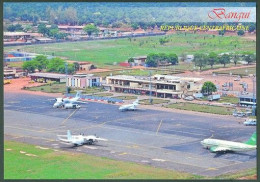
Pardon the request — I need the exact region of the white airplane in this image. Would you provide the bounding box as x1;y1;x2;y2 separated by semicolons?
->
57;130;108;146
119;99;139;111
201;132;256;153
53;91;82;108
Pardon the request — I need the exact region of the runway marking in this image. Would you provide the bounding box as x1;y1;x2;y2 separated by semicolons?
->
35;146;49;150
83;146;97;150
61;109;78;125
118;152;127;156
152;159;166;162
25;153;37;157
127;145;139;148
163;129;208;137
205;168;218;171
20;151;26;154
156;120;163;135
6;149;12;151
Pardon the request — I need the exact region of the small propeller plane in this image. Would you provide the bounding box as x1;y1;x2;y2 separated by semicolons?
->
201;132;256;153
53;91;82;108
119;99;139;111
57;130;108;146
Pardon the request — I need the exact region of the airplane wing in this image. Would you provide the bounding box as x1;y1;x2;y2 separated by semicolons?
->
95;137;108;141
210;146;231;152
57;137;71;143
82;136;108;141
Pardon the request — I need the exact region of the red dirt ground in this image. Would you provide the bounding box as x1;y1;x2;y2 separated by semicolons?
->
4;77;63;97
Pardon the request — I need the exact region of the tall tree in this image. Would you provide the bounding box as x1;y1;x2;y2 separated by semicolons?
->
193;53;207;70
38;23;49;35
168;53;178;65
208;52;217;68
83;24;99;37
47;57;65;72
201;81;217;95
22;60;38;73
243;53;255;65
145;53;158;67
33;55;49;71
231;53;239;66
64;7;78;25
128;57;134;63
73;62;80;71
237;30;245;36
219;54;230;67
248;24;256;33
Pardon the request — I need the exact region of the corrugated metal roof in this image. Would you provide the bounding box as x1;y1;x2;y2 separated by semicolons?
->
29;73;66;79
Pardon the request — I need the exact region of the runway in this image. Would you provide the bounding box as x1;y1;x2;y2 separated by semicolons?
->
4;92;256;177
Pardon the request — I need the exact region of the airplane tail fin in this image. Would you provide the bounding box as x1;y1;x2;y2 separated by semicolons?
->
67;130;72;140
75;91;82;99
133;99;139;106
244;132;257;146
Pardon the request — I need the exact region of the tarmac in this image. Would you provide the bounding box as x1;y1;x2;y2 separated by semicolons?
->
4;92;256;177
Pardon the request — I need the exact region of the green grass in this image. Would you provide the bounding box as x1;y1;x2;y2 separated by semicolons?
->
140;99;170;105
218;96;239;104
4;140;201;179
4;33;255;67
94;68;183;78
24;82;105;94
112;96;137;100
216;168;256;180
24;82;66;93
213;66;256;76
93;93;114;97
165;102;233;115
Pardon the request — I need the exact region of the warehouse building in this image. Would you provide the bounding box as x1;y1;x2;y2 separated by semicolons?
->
29;73;66;83
104;74;203;98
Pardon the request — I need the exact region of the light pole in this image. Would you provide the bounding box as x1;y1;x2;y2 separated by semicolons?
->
65;62;68;94
149;70;153;104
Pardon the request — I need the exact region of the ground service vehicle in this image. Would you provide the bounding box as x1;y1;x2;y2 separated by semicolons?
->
208;94;220;101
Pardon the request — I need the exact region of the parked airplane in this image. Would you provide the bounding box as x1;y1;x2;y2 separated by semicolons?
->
57;130;108;146
119;99;139;111
201;132;256;153
53;91;82;108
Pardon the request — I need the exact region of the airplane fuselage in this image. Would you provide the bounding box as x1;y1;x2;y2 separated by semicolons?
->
201;139;256;152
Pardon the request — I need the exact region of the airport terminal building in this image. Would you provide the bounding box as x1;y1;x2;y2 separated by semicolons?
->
104;74;203;98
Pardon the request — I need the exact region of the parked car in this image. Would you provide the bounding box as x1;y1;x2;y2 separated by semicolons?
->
222;83;228;87
184;96;194;101
222;87;229;91
234;77;240;81
64;103;80;109
233;111;246;117
208;94;220;101
243;119;256;126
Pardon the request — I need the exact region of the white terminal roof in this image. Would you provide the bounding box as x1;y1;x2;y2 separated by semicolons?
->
4;32;30;36
107;74;203;84
29;73;66;79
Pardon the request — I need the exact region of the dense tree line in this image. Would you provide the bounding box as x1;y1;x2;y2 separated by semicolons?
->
4;3;256;30
22;55;75;74
145;53;178;67
193;52;256;70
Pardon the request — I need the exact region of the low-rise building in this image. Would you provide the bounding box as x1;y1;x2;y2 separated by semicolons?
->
104;74;203;98
67;74;102;88
29;73;67;83
239;93;257;106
